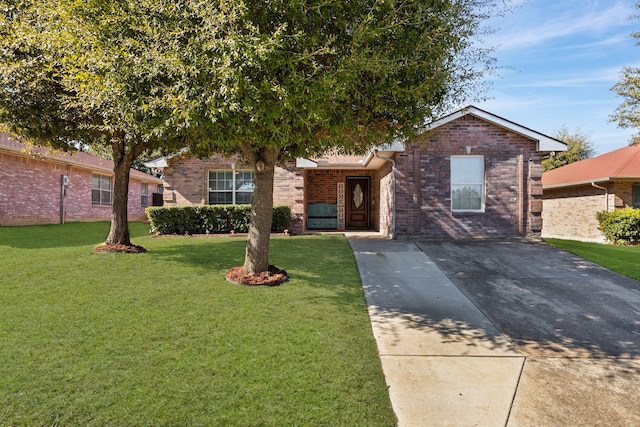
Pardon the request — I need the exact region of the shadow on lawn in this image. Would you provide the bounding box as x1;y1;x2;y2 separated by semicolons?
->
0;222;115;249
147;238;247;272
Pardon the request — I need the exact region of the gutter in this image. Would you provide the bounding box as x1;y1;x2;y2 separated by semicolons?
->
374;150;396;239
543;177;611;190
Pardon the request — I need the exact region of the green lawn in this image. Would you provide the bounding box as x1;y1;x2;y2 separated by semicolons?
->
0;222;396;426
544;238;640;282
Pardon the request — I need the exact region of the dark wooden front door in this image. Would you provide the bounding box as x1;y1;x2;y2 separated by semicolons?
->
346;177;370;229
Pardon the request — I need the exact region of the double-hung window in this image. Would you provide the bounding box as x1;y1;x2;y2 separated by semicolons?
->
141;183;149;207
208;170;255;204
450;156;485;212
633;184;640;208
91;174;112;206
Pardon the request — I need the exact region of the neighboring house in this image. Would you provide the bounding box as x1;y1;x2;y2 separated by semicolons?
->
542;144;640;242
150;106;566;237
0;132;164;226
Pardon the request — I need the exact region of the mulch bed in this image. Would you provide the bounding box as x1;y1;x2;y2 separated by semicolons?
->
226;265;289;286
94;244;147;253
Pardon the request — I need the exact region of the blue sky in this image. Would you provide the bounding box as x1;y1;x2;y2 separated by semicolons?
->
474;0;638;155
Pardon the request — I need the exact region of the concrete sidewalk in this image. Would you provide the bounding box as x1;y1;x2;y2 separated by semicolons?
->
349;237;525;427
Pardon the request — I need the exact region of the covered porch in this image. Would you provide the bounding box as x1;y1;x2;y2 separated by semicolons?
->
294;143;403;236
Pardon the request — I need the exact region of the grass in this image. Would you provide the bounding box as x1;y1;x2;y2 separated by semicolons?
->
0;222;396;426
544;238;640;282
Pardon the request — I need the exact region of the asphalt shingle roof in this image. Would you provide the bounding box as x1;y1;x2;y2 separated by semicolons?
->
542;144;640;189
0;132;163;183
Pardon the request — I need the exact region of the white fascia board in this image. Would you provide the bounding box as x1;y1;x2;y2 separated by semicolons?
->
295;158;318;168
543;177;611;189
424;106;568;153
143;157;169;168
375;139;406;152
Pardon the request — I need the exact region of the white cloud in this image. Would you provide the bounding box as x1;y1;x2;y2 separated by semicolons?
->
486;0;635;51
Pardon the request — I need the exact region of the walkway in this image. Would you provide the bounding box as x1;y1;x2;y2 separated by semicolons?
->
349;237;524;426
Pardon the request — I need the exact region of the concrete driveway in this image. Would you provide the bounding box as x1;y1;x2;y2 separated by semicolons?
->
414;239;640;426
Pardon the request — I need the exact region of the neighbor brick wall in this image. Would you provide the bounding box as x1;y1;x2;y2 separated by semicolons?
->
612;181;639;208
394;115;541;238
1;151;156;226
542;181;639;242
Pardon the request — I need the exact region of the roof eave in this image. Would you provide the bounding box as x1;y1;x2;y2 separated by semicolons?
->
423;106;568;153
543;177;611;189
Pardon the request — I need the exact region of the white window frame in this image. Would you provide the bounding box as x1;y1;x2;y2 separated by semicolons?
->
141;183;149;207
91;174;112;206
450;155;485;213
208;170;255;205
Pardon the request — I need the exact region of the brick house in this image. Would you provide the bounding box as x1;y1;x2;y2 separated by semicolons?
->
0;132;164;226
151;106;566;237
542;144;640;242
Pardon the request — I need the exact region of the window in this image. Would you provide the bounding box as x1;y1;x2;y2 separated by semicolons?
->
141;183;148;207
91;174;112;206
633;184;640;208
208;170;255;204
451;156;484;212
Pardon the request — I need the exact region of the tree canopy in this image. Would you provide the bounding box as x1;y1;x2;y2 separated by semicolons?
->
611;1;640;145
542;127;595;172
1;0;503;273
0;0;203;248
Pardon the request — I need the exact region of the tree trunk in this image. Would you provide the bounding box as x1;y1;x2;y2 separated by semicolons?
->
105;137;135;247
242;145;280;274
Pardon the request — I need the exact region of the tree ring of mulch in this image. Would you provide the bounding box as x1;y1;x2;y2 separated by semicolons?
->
226;265;289;286
94;244;147;253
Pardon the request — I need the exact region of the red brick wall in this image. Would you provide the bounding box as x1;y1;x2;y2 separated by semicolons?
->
394;115;542;238
274;161;304;233
378;163;394;235
1;151;157;226
162;154;305;233
159;114;546;238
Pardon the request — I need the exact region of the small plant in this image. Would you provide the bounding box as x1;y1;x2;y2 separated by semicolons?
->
596;208;640;245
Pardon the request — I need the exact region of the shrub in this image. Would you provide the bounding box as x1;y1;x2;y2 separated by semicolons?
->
146;205;291;235
597;208;640;245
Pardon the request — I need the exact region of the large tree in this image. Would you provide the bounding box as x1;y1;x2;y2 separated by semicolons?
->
0;0;198;250
611;1;640;145
542;127;595;171
182;0;502;275
2;0;502;274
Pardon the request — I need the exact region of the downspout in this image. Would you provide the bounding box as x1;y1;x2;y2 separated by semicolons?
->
60;174;68;224
374;150;396;239
591;182;609;211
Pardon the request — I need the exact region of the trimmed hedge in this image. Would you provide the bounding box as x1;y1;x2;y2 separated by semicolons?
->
597;208;640;245
146;205;291;235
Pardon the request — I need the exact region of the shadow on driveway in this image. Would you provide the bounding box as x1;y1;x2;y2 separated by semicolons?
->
414;238;640;360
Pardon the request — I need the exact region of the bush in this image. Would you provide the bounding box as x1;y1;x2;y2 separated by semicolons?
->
597;208;640;245
146;205;291;235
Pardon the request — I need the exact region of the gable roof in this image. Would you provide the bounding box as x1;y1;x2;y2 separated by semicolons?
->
424;106;568;153
0;132;163;183
542;144;640;189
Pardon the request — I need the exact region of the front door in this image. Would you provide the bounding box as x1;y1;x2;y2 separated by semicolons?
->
346;177;370;229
